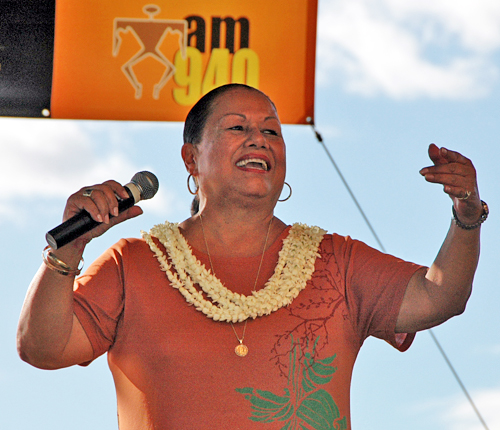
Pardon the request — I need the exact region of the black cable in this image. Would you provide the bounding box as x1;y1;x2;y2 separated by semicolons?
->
308;120;490;430
429;330;490;430
306;119;386;253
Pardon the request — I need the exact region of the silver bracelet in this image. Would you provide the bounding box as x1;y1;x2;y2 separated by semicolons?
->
452;200;489;230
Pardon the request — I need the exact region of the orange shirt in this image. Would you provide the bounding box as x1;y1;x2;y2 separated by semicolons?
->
74;226;422;429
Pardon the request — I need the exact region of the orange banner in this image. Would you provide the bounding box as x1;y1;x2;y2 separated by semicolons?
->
50;1;317;124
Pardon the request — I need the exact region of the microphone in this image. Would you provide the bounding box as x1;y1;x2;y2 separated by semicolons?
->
46;171;159;249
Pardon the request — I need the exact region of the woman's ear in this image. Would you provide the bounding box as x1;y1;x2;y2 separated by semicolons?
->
181;143;198;175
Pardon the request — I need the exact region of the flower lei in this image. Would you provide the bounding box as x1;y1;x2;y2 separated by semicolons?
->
142;222;326;323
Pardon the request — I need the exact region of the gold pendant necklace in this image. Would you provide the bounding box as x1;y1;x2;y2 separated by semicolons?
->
199;214;273;357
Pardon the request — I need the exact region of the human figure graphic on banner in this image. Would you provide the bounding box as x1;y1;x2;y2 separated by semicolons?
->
113;5;187;99
18;84;488;429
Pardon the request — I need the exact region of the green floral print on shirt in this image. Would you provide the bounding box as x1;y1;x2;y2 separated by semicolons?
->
236;337;347;430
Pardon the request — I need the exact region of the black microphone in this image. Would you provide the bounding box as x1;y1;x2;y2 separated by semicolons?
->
46;171;159;249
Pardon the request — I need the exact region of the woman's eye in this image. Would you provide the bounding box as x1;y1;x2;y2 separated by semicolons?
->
229;125;244;131
263;129;278;136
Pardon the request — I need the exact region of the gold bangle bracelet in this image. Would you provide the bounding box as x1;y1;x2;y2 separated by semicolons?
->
42;246;84;277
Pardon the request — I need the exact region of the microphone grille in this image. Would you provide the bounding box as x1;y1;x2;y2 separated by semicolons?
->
130;171;159;200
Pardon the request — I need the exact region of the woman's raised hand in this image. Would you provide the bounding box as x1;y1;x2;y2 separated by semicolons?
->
419;144;483;225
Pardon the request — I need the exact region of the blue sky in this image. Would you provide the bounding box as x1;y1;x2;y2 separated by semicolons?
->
2;1;500;429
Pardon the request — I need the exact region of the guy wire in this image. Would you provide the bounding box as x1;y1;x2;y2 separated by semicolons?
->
308;121;490;430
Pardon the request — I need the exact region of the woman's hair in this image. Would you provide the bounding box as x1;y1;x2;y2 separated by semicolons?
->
190;195;200;216
183;83;276;145
183;84;277;215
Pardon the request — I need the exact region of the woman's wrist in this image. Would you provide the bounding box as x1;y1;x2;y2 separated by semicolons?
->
452;200;489;230
42;243;85;277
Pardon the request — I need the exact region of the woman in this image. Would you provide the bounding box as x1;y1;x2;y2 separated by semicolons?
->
17;84;487;429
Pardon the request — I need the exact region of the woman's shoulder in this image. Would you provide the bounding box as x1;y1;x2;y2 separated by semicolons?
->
109;237;152;255
317;231;367;257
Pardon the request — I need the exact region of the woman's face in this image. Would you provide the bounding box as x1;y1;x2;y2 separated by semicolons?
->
189;87;286;206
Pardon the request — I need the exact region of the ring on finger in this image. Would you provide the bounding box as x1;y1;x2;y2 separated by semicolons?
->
83;188;94;198
457;190;471;200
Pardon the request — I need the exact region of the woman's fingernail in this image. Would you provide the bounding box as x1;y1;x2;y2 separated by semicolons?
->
97;214;103;223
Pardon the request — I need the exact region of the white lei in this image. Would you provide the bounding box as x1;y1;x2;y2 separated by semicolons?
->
142;222;326;323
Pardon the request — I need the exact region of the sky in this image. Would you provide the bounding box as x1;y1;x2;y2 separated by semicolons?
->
2;0;500;429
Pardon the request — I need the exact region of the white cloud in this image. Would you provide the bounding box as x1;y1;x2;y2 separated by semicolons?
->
0;118;178;224
317;0;500;99
443;388;500;430
0;118;134;199
386;0;500;53
414;387;500;430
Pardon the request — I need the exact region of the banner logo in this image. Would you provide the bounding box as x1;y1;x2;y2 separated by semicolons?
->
113;4;187;100
112;4;259;104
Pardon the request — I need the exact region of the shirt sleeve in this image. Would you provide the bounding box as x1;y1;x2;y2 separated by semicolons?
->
73;239;131;361
325;234;425;351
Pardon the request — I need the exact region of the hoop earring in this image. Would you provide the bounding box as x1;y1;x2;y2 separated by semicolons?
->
278;182;292;202
187;174;199;195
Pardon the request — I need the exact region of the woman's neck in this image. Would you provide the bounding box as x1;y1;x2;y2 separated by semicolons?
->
179;204;287;258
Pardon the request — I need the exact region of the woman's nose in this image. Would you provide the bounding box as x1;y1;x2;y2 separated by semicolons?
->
245;127;269;148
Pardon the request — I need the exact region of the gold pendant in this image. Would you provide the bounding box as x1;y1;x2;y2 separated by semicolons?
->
235;343;249;357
